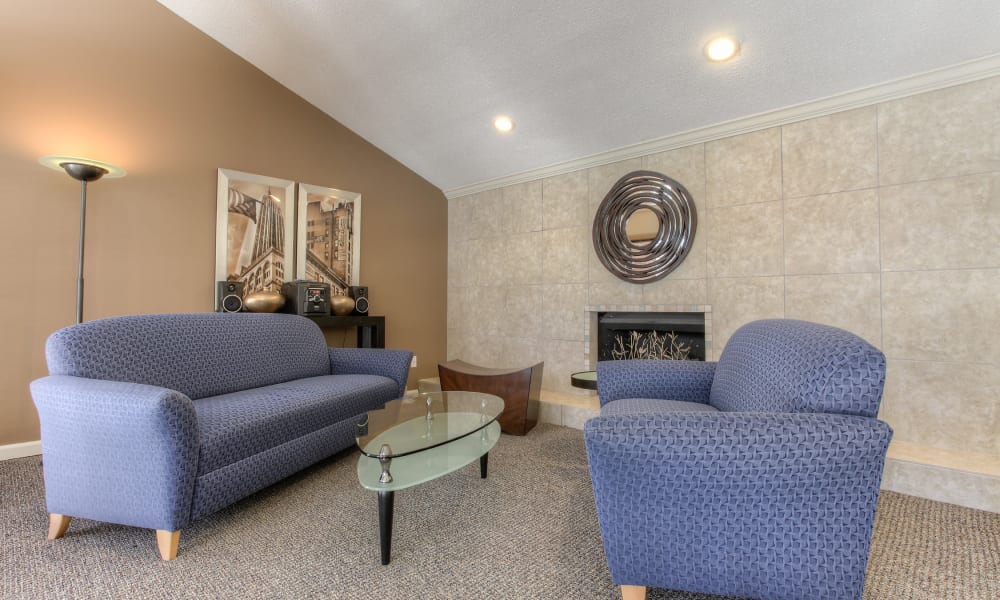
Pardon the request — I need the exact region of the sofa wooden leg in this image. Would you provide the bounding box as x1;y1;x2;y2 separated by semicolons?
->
156;529;181;560
48;514;71;539
621;585;647;600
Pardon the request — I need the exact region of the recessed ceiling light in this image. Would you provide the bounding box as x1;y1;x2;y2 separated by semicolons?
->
704;36;740;62
494;116;514;133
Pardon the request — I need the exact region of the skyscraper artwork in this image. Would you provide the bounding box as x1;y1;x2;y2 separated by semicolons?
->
215;169;296;299
295;183;361;296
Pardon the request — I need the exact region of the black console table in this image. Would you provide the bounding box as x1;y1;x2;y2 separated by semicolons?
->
307;315;385;348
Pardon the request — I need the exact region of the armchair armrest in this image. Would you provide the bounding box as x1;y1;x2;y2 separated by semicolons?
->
596;359;716;406
328;348;413;397
30;376;200;531
584;412;892;599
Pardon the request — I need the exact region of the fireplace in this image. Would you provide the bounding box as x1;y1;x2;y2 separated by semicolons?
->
597;311;705;362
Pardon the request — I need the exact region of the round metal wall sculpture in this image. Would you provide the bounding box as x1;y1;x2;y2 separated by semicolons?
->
593;170;697;284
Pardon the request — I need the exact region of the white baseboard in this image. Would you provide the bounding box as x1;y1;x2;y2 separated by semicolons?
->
0;440;42;461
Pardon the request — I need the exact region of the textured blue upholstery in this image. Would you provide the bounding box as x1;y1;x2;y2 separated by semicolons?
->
329;347;411;399
584;319;892;600
45;313;330;400
31;312;412;539
601;398;718;416
194;374;398;475
30;377;199;531
190;417;360;520
709;319;885;417
597;359;716;406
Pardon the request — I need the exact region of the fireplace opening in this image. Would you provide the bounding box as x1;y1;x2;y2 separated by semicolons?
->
597;312;705;362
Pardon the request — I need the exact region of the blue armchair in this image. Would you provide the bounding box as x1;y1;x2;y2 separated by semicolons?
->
584;319;892;600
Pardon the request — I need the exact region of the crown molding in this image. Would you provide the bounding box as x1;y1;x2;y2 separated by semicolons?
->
445;53;1000;199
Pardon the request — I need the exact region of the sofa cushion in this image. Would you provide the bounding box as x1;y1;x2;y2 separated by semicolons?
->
194;374;398;475
601;398;719;417
709;319;886;417
45;313;331;401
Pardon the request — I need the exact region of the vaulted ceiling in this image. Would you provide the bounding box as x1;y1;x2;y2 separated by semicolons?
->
157;1;1000;193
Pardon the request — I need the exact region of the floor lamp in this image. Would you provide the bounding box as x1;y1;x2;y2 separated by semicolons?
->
39;156;126;324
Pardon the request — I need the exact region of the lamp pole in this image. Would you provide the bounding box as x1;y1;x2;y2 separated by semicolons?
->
61;163;108;324
39;157;124;324
75;178;92;324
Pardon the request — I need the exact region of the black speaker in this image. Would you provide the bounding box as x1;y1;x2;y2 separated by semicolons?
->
217;281;244;313
348;286;369;315
281;280;331;316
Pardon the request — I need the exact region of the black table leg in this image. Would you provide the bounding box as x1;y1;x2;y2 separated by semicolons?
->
480;452;489;479
378;490;394;565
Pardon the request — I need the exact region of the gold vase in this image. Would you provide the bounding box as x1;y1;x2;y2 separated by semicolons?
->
331;295;355;316
244;290;286;313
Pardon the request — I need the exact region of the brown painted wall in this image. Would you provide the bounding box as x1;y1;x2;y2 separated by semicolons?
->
0;0;448;445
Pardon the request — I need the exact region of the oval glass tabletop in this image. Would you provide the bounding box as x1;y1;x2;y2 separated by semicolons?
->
356;391;505;459
357;420;501;493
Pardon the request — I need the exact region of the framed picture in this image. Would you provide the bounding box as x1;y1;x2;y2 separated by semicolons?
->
215;169;296;297
295;183;362;296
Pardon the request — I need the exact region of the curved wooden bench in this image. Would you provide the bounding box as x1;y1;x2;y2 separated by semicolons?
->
437;360;543;435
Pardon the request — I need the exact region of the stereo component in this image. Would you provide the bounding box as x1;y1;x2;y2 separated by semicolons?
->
348;286;369;315
281;280;331;316
217;281;244;313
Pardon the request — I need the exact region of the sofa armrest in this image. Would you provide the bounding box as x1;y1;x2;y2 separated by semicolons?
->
584;412;892;598
328;348;412;397
596;359;716;406
30;375;200;531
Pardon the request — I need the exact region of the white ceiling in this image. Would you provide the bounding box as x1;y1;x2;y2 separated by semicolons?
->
157;0;1000;193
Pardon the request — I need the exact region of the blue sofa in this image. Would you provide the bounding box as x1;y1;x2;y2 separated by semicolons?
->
584;319;892;600
30;312;411;560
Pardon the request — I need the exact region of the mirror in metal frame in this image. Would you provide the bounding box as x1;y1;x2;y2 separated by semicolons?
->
592;170;697;284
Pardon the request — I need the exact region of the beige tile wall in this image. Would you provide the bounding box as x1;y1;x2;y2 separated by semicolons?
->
448;75;1000;459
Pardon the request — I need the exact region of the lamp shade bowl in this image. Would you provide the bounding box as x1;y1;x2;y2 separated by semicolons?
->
39;155;127;180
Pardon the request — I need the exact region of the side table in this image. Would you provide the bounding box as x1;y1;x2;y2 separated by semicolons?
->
570;370;597;390
307;315;385;348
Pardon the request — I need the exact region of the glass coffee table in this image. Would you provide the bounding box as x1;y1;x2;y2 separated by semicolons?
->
356;391;505;565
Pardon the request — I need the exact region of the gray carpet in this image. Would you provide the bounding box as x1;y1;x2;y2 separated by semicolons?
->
1;424;997;599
